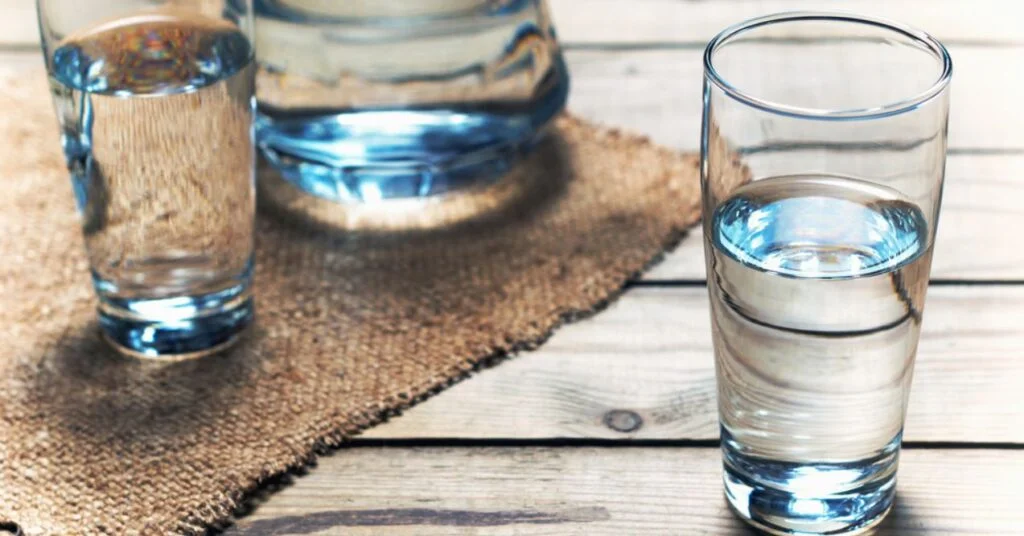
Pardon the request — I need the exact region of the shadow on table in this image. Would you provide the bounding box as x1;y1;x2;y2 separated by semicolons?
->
874;494;927;534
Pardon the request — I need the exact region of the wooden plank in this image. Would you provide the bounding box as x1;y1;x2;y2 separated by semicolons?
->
10;6;1020;151
567;47;1023;152
227;447;1024;535
9;42;1018;152
0;49;40;72
5;0;1023;48
565;46;1024;280
363;286;1024;443
11;2;1024;276
5;39;1023;282
2;46;1017;440
645;154;1024;280
0;0;34;47
550;0;1024;46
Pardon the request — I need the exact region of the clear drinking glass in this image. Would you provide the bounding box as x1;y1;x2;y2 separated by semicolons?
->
700;12;951;535
249;0;569;203
37;0;257;358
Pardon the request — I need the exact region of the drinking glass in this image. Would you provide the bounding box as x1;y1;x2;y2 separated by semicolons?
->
249;0;570;203
700;12;951;535
37;0;257;358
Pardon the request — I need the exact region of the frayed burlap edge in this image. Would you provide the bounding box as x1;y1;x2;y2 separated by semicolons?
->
175;223;693;536
0;63;747;532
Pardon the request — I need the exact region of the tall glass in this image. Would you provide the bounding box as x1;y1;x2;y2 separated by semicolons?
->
37;0;257;359
700;13;951;535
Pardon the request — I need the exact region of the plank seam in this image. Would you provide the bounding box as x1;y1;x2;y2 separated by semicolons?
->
341;438;1024;450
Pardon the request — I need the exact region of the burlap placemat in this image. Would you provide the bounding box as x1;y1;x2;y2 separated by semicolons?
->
0;72;744;535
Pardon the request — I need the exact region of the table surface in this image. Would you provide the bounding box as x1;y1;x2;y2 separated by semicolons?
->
4;1;1023;534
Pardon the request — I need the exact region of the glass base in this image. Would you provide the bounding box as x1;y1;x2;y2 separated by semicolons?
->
97;284;253;360
722;434;899;535
255;60;570;203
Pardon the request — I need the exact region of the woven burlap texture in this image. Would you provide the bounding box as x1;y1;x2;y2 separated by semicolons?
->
0;72;743;535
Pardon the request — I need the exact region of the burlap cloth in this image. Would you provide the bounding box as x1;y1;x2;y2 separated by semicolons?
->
0;72;744;535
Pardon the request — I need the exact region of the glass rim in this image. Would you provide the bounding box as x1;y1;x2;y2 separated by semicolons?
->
703;11;953;121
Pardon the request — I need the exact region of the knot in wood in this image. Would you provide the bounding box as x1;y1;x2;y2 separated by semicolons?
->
603;409;643;433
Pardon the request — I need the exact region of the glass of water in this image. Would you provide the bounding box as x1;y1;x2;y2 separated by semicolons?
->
250;0;569;203
38;0;257;359
701;12;951;535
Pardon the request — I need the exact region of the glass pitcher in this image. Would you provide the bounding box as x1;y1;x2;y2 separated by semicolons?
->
250;0;569;203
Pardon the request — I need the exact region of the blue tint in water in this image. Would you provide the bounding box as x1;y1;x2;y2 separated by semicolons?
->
251;0;570;202
48;13;256;359
713;175;929;279
723;429;900;536
707;175;933;534
51;13;253;95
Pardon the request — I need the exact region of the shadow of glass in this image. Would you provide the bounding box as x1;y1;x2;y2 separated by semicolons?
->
27;319;266;443
253;132;576;318
872;493;926;535
23;132;575;447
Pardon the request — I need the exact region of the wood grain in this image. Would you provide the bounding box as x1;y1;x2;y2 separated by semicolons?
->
549;0;1024;46
0;0;34;47
227;447;1024;535
362;286;1024;443
568;46;1023;152
643;154;1024;281
567;44;1024;281
0;50;39;71
11;5;1021;151
7;2;1022;534
7;44;1023;281
5;31;1022;444
8;0;1024;47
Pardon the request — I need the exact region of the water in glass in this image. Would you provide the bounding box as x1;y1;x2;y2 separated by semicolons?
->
48;12;256;357
250;0;569;202
707;174;932;534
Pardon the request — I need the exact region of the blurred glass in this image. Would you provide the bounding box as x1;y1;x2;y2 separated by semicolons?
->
250;0;570;203
38;0;257;358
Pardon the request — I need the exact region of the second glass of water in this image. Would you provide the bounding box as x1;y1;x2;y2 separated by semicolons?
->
700;12;951;535
38;0;257;358
251;0;570;203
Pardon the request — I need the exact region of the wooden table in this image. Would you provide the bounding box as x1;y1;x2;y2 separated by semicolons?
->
5;1;1023;534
